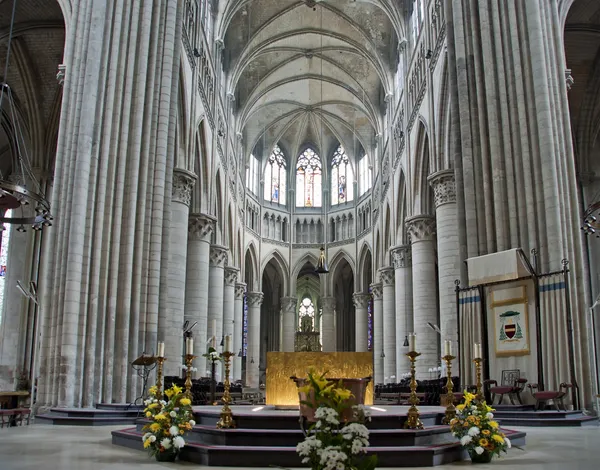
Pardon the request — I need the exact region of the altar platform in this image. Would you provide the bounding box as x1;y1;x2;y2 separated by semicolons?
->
112;405;526;467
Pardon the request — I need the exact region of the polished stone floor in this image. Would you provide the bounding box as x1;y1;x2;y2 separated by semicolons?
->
0;424;599;469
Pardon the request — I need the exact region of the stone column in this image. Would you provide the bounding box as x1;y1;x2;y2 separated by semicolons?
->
281;297;298;352
391;245;413;378
208;245;227;380
370;282;383;384
233;282;246;382
223;266;239;354
405;215;438;379
164;169;196;376
321;297;336;352
185;214;215;377
245;292;263;388
428;170;460;352
379;267;396;383
353;293;370;352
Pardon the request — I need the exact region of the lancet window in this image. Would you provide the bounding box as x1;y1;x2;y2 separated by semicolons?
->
296;148;322;207
263;146;287;205
331;145;353;205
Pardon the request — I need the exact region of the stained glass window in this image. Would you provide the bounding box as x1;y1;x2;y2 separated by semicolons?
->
242;293;248;357
358;155;372;196
246;154;259;195
331;145;353;205
367;287;373;351
263;145;287;205
0;211;11;324
296;148;322;207
298;296;315;329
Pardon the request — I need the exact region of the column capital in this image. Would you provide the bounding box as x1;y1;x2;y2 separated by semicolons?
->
246;291;264;306
209;244;228;267
370;282;383;300
352;292;370;309
280;296;298;313
390;245;412;269
321;296;336;310
224;266;239;286
172;168;197;205
405;215;436;242
427;169;456;207
378;266;395;286
235;282;247;299
188;213;216;241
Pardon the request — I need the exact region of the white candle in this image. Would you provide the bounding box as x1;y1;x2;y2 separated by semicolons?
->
225;335;231;352
408;333;416;352
444;340;452;357
212;335;217;349
157;342;165;358
186;338;194;355
474;343;481;359
212;319;217;337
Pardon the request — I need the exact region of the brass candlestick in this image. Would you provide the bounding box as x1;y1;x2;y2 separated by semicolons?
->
404;351;424;429
473;358;484;401
156;356;166;398
217;351;235;429
184;354;197;399
442;354;456;424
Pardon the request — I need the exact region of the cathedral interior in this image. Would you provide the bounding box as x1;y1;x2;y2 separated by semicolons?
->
0;0;599;428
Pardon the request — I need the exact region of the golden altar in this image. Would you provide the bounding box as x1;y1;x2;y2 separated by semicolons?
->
265;352;374;406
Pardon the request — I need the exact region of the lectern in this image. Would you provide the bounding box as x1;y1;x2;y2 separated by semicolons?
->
130;353;158;410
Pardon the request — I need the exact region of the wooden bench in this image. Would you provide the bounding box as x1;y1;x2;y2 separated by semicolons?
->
528;383;572;411
0;408;30;428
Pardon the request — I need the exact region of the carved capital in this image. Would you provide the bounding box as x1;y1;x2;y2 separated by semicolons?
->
370;282;383;300
352;292;370;309
390;245;411;269
321;296;336;311
172;168;197;205
565;69;574;91
428;169;456;207
209;245;228;267
405;215;436;242
188;213;215;241
56;64;66;86
378;266;395;286
246;291;264;307
225;266;239;286
280;296;298;313
235;282;247;299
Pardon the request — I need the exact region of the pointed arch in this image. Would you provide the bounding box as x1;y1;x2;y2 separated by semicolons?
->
436;57;451;172
328;249;356;282
396;169;408;245
244;242;259;291
412;120;433;215
383;204;392;264
261;249;289;295
357;243;373;292
214;170;223;242
291;251;320;295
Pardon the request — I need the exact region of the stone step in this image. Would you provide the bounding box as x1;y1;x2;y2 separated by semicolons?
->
494;410;584;420
95;403;144;411
36;413;140;426
496;415;598;427
46;407;141;418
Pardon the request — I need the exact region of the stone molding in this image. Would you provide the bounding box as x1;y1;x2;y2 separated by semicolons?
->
321;297;336;310
280;296;298;313
188;213;216;241
209;245;228;267
352;292;370;309
378;266;395;286
224;266;239;286
405;215;436;242
370;282;383;300
390;245;412;269
235;282;247;299
246;291;264;306
428;169;456;208
172;168;197;205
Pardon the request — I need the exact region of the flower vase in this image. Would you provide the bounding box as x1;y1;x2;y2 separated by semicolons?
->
155;451;177;462
469;449;493;464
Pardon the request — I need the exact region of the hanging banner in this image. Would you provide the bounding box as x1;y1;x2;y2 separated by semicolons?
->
459;288;483;387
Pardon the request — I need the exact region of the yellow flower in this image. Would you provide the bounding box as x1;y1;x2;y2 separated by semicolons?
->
146;411;152;418
298;384;312;395
456;404;465;411
143;439;152;448
489;420;499;429
180;398;191;406
150;423;161;432
148;403;160;409
492;434;505;444
482;430;491;436
155;413;167;421
334;388;352;401
148;386;158;395
165;389;174;399
450;418;458;425
463;391;476;404
172;384;183;395
479;438;489;447
313;377;329;391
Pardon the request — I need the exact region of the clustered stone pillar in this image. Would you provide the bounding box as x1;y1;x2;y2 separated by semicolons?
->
353;293;370;352
232;282;246;382
405;215;438;379
370;282;383;384
208;245;227;380
429;170;460;353
321;297;336;352
245;292;263;388
163;169;196;377
379;267;396;383
223;266;239;356
391;245;412;379
185;214;215;376
280;297;298;352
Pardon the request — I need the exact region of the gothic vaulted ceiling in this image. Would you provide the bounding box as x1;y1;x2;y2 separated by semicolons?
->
217;0;402;164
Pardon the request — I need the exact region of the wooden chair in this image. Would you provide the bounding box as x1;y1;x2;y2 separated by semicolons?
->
484;370;527;405
528;383;572;411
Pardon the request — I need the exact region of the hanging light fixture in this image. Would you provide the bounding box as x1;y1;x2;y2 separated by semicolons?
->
582;200;600;238
0;1;53;232
315;246;329;274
